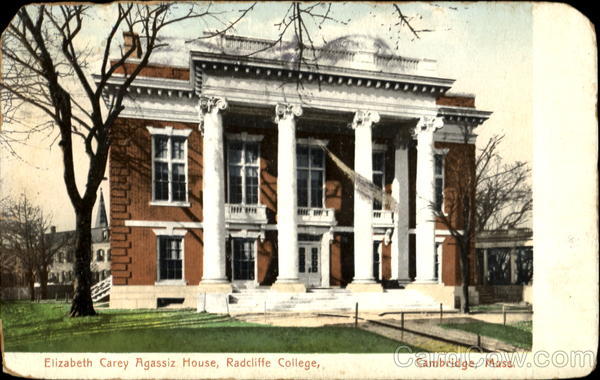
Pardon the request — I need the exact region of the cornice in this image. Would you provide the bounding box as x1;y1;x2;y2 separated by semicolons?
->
191;52;455;95
437;106;492;126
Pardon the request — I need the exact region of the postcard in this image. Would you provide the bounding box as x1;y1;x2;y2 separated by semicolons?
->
0;2;597;379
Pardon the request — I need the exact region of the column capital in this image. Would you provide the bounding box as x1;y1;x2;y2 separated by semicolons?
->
199;96;228;114
413;116;444;136
275;103;303;123
352;110;380;129
198;96;227;135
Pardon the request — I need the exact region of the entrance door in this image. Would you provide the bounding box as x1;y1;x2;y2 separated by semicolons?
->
231;238;256;289
298;243;321;288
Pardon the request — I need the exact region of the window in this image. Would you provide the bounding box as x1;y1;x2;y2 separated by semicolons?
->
158;236;183;280
231;238;255;281
107;249;111;261
148;126;192;205
434;242;442;282
373;241;381;280
297;145;325;208
227;140;259;204
96;249;104;262
434;154;445;212
372;151;385;210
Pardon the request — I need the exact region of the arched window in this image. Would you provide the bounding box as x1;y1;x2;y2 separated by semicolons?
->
96;249;105;262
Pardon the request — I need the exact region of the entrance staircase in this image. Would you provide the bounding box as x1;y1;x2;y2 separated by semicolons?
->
91;276;112;302
225;287;442;313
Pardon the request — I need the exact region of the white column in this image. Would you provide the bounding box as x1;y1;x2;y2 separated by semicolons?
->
350;111;380;287
199;96;229;287
414;116;444;283
320;230;332;288
272;103;305;292
391;143;411;283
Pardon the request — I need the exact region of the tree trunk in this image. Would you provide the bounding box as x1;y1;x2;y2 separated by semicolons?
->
69;209;96;317
459;242;470;314
28;270;35;301
39;266;49;299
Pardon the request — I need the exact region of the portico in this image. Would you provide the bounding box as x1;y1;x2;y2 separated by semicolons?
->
103;33;491;310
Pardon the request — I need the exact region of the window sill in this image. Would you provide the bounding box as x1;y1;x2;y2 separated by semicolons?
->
155;280;187;286
150;201;191;208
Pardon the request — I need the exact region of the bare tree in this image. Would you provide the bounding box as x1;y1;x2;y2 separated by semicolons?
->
434;131;532;313
476;135;532;232
0;3;255;316
1;2;428;316
1;195;43;300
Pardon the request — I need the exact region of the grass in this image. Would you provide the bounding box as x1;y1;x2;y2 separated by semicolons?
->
0;301;422;353
440;320;532;349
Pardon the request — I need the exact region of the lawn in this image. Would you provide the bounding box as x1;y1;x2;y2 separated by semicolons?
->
0;301;423;353
440;320;532;349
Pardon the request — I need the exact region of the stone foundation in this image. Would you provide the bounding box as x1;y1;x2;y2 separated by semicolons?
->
404;283;455;308
110;285;200;309
270;282;306;293
198;282;233;294
346;282;383;293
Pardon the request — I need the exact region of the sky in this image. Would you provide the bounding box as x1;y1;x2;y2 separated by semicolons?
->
0;2;533;231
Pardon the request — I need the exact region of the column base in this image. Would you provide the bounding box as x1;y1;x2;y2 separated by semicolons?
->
413;278;439;284
346;282;383;293
271;282;306;293
198;282;233;294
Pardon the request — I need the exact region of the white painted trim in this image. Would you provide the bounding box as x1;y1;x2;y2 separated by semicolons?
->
226;138;262;205
297;143;327;209
155;234;187;285
152;228;188;236
229;237;259;287
225;132;264;142
126;220;203;229
434;238;445;284
148;126;191;207
146;126;193;137
297;137;329;147
228;229;264;239
149;201;191;207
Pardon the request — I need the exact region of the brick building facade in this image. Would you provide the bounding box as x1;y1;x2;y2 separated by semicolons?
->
99;34;491;310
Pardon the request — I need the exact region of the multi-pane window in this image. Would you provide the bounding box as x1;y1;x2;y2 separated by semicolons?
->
297;145;325;208
227;141;259;204
158;236;183;280
372;151;385;210
96;249;104;262
153;135;188;203
434;154;445;212
232;238;255;281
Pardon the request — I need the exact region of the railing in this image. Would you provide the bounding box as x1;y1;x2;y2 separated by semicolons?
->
225;204;268;224
373;209;394;227
91;276;112;302
297;207;336;226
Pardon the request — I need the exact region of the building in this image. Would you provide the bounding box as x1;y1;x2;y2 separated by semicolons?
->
476;228;533;304
48;191;111;286
100;33;492;310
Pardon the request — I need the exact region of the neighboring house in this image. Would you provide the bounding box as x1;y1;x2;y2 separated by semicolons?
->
48;191;111;285
475;228;533;304
100;33;492;310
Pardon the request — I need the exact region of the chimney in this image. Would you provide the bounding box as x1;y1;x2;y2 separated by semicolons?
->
50;226;56;234
123;31;142;59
